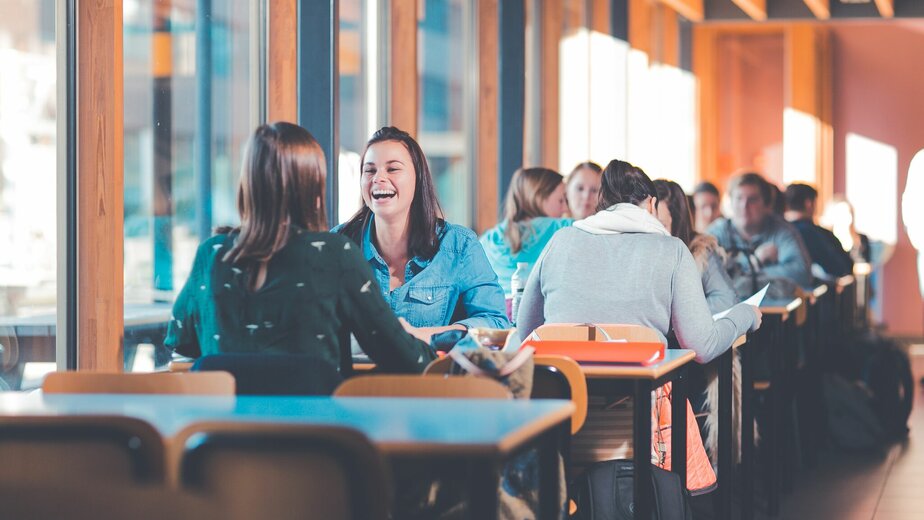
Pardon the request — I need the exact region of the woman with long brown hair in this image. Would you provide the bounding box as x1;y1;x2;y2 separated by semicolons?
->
480;167;571;297
165;122;434;374
335;126;507;341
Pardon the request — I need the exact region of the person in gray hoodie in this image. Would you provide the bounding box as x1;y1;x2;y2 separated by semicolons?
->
514;160;761;364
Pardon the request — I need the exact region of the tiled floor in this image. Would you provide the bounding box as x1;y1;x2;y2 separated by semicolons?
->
767;344;924;520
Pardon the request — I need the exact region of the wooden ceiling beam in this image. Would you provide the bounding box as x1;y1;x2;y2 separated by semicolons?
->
803;0;830;20
659;0;704;22
732;0;767;21
874;0;895;18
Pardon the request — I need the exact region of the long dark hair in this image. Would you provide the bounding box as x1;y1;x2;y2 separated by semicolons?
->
503;167;564;254
654;179;694;246
338;126;443;260
220;122;327;276
597;159;655;211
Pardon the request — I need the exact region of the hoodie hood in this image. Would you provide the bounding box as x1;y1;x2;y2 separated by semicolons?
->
574;203;670;236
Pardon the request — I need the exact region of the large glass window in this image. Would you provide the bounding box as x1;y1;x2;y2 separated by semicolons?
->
0;0;58;390
418;0;474;227
338;0;382;225
123;0;254;371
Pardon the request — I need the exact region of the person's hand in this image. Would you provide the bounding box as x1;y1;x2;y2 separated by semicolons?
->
398;318;441;344
748;305;763;332
755;243;778;265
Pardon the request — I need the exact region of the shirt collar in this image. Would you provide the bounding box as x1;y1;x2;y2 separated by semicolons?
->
361;214;436;271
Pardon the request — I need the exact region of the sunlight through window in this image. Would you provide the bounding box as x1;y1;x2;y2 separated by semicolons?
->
845;132;898;245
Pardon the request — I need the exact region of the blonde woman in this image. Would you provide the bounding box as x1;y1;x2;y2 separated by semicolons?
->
480;167;572;306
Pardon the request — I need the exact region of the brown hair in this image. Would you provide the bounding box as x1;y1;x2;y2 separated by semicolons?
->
727;172;773;206
567;161;603;183
338;126;443;260
221;122;328;280
598;159;655;211
654;179;694;246
502;167;565;254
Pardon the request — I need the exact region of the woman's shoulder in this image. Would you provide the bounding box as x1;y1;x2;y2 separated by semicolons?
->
437;221;479;252
532;216;574;230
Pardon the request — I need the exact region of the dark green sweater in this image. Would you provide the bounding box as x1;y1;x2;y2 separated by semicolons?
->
165;229;435;373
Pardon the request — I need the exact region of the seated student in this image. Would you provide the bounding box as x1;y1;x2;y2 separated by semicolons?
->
335;127;508;342
655;179;737;314
480;167;572;300
784;183;854;279
707;172;813;297
692;181;722;234
565;161;603;220
515;160;761;363
164;123;434;374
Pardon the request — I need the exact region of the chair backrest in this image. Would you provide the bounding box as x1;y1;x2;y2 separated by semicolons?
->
0;415;165;485
425;355;586;432
334;374;512;399
42;371;235;395
191;353;343;395
176;422;389;520
533;355;588;434
531;323;662;343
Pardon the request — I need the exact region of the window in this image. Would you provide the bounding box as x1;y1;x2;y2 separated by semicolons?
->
418;0;475;227
0;0;58;390
123;0;256;371
338;0;383;225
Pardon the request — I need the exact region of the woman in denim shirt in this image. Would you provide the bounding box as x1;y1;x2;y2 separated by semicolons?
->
335;127;508;341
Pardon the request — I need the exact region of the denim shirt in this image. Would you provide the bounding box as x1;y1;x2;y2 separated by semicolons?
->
333;217;509;330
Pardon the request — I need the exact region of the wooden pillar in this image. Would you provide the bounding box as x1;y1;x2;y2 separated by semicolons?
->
693;25;719;185
268;0;298;122
389;0;418;136
476;0;499;233
540;0;562;170
77;0;124;370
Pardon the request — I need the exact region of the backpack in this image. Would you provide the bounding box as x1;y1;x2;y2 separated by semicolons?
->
864;340;913;439
570;459;692;520
823;374;885;450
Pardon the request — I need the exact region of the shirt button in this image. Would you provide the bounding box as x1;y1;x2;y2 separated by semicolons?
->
427;295;432;301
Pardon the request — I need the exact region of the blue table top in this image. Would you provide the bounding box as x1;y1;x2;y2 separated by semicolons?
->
0;393;573;456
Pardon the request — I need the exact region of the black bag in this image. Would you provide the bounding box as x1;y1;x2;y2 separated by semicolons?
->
864;341;913;439
570;459;692;520
823;373;885;450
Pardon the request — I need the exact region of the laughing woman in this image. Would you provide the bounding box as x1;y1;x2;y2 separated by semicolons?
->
335;127;508;341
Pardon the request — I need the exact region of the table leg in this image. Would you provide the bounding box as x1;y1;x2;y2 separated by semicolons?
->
741;334;755;520
671;367;687;486
768;317;781;517
469;459;500;520
634;379;653;520
718;348;734;520
538;427;564;520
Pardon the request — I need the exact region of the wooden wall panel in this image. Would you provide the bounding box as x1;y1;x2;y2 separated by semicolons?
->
693;25;719;185
268;0;297;122
78;0;124;370
590;0;610;34
390;0;418;136
629;0;653;55
477;0;499;233
540;0;562;170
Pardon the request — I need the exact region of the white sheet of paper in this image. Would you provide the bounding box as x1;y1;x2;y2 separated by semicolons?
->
713;283;770;320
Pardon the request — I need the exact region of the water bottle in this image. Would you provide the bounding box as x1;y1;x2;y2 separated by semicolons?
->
510;262;529;325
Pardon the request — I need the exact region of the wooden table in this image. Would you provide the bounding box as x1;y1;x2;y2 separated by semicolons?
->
578;349;696;520
0;393;574;520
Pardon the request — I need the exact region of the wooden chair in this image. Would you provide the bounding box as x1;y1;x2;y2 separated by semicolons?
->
334;374;512;399
0;415;165;485
42;371;235;396
175;422;390;520
425;355;587;434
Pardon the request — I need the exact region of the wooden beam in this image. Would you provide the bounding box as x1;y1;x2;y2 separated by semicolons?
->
476;0;499;234
78;0;124;370
540;0;561;170
693;25;719;185
874;0;894;18
389;0;418;136
268;0;297;121
803;0;830;20
731;0;767;21
659;0;704;23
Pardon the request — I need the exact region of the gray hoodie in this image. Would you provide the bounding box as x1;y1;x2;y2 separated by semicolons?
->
515;204;758;364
